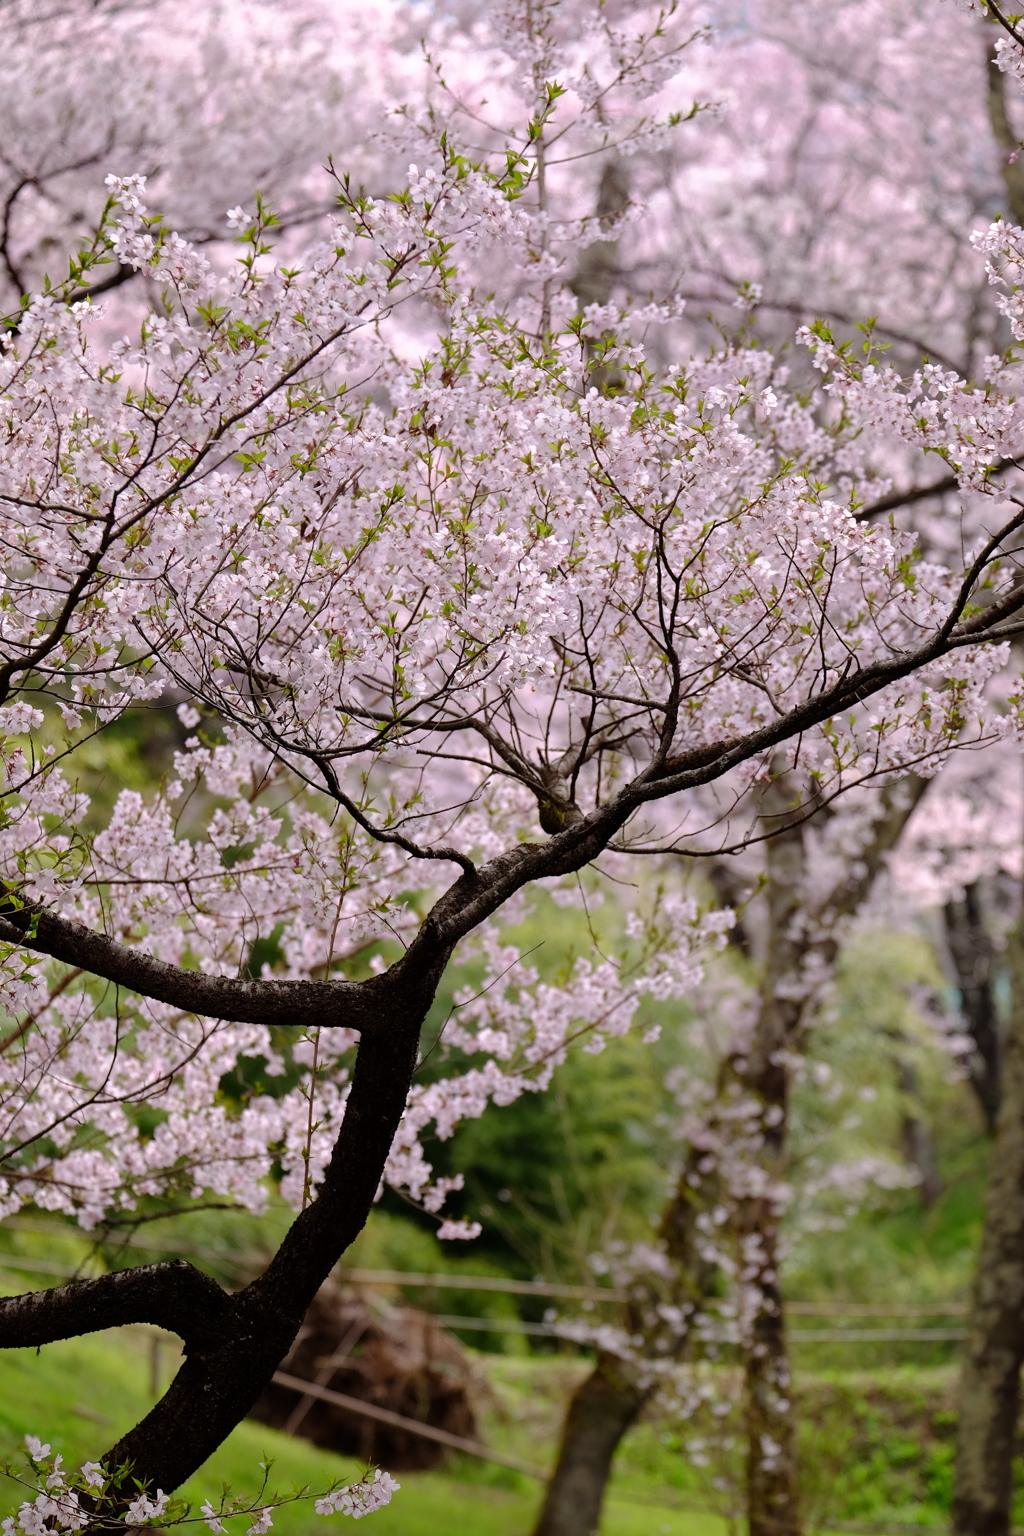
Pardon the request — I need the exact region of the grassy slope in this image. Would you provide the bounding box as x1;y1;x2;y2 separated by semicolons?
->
0;1327;724;1536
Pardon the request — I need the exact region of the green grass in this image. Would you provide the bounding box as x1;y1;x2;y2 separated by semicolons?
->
0;1194;997;1536
0;1328;722;1536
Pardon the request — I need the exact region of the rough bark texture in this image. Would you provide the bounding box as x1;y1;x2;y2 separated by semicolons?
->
102;990;431;1494
529;1123;722;1536
740;780;806;1536
0;1262;232;1352
531;1352;650;1536
944;882;1002;1132
0;901;378;1030
953;923;1024;1536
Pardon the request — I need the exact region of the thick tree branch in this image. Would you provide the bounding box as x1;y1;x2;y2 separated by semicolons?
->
955;578;1024;636
0;499;1020;1515
854;457;1020;521
0;1262;231;1354
4;546;1022;1027
643;589;1024;799
97;955;444;1497
0;905;378;1031
388;583;1024;955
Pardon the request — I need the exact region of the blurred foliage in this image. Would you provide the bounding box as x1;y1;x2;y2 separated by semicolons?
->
785;926;985;1327
49;702;189;825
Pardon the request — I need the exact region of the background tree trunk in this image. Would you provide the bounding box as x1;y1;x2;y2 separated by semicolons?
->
739;774;923;1536
531;787;807;1536
529;1144;721;1536
570;154;630;394
530;1352;649;1536
896;1055;944;1205
986;19;1024;227
569;156;629;313
532;780;925;1536
739;781;806;1536
944;882;1002;1132
953;921;1024;1536
742;1207;797;1536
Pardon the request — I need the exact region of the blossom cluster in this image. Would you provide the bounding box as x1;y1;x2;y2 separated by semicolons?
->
0;1440;398;1535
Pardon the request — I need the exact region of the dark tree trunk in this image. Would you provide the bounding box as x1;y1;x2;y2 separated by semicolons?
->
529;1139;721;1536
986;21;1024;228
896;1057;943;1206
570;154;630;395
531;778;927;1536
738;780;805;1536
953;923;1024;1536
0;951;447;1511
530;794;807;1536
531;1352;650;1536
742;1211;797;1536
944;882;1002;1132
101;1008;428;1494
569;156;629;313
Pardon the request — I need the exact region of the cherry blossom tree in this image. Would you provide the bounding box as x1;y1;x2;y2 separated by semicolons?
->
879;726;1024;1535
639;0;1015;371
532;771;929;1536
3;0;1024;1523
0;0;406;320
